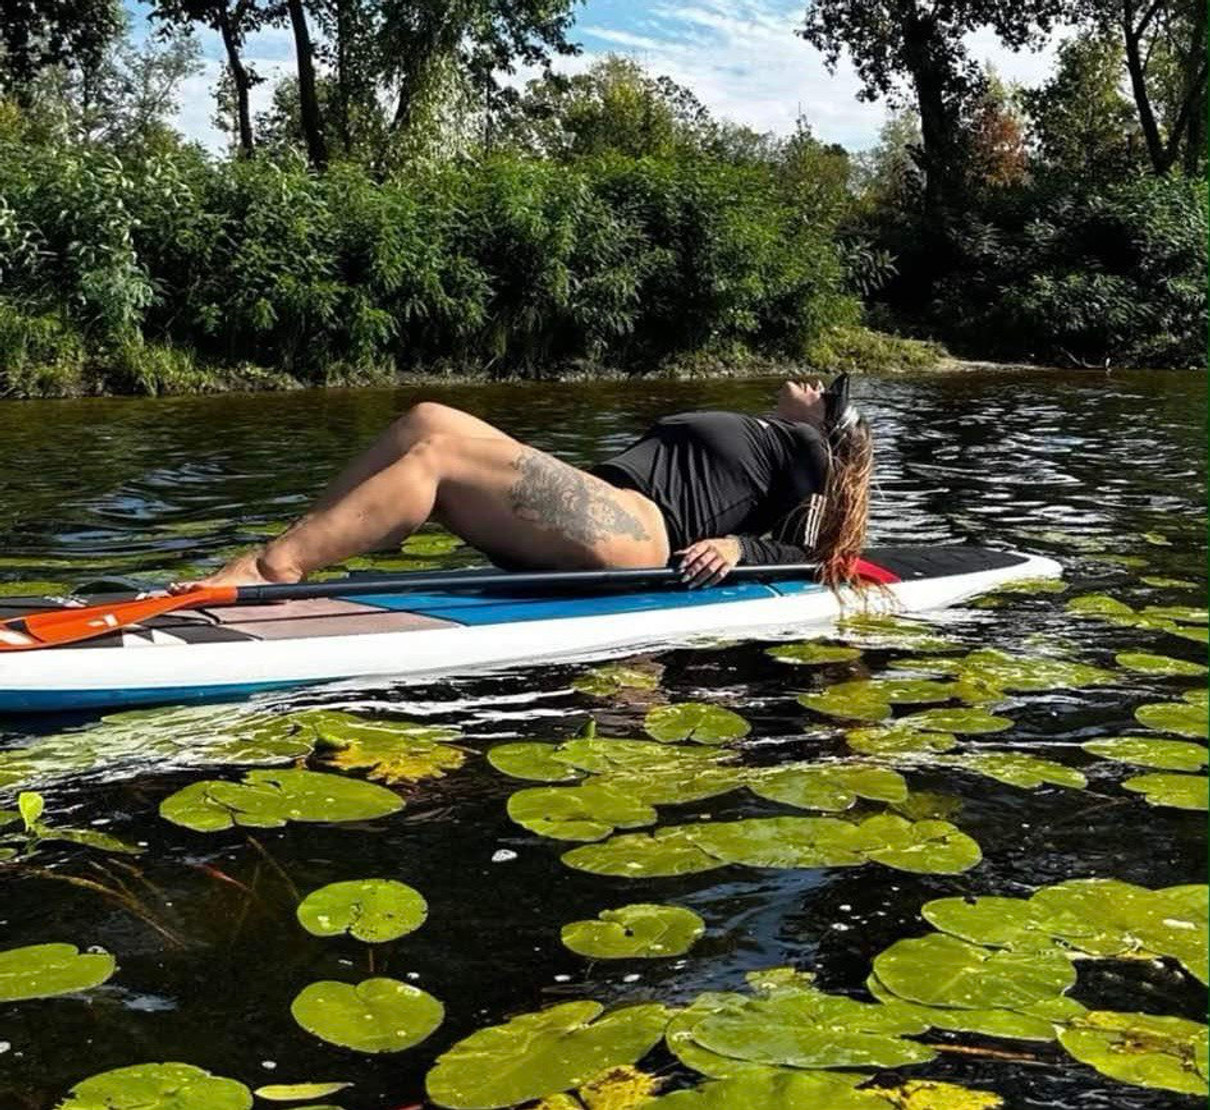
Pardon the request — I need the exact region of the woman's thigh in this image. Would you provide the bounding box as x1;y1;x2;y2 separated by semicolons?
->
430;437;670;570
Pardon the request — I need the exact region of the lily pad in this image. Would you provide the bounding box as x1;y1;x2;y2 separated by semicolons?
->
985;577;1068;595
799;678;963;724
835;614;961;653
1140;577;1198;589
873;933;1075;1010
1082;737;1207;771
296;879;427;943
159;769;403;832
846;724;959;757
425;1000;671;1109
572;664;661;697
488;743;581;783
1059;1010;1208;1095
401;531;463;556
253;1082;352;1101
563;828;724;878
1066;595;1140;624
291;978;443;1053
938;753;1087;790
1135;700;1209;739
0;942;116;1001
643;703;750;745
864;1079;1004;1109
561;904;704;959
747;764;908;812
1141;605;1209;626
899;708;1013;734
306;712;464;784
1115;652;1207;677
899;649;1115;693
57;1063;251;1109
766;642;862;665
508;783;657;841
865;973;1061;1041
1122;772;1209;810
851;814;983;874
639;1071;883;1109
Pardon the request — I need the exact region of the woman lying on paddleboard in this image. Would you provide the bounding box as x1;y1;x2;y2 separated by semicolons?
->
180;376;872;593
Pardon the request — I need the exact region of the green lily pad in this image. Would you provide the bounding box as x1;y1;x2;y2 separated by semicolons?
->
547;739;743;805
400;531;463;556
899;649;1115;693
985;577;1068;595
639;1072;883;1110
846;724;959;757
291;978;443;1053
1082;737;1208;771
1084;553;1149;568
57;1063;252;1109
865;972;1063;1041
921;897;1057;951
1141;605;1209;626
1185;689;1209;706
873;933;1075;1010
0;942;116;1001
253;1082;351;1101
899;708;1014;734
1122;772;1209;810
1059;1010;1208;1095
561;904;704;959
766;642;862;665
487;743;581;783
562;828;725;878
865;1080;1005;1109
304;711;464;784
1067;594;1138;622
643;703;750;745
747;764;908;812
1141;577;1198;589
296;879;427;943
798;678;963;723
835;614;961;653
1164;624;1210;643
572;664;661;696
507;782;657;841
1115;652;1207;676
938;753;1087;790
1135;700;1209;739
159;769;403;832
1141;532;1172;546
425;1001;671;1109
684;816;868;869
851;814;983;874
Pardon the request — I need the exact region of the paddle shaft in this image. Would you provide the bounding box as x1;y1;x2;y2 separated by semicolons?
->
234;563;823;602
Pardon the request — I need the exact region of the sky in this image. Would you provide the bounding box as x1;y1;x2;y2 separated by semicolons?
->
140;0;1067;154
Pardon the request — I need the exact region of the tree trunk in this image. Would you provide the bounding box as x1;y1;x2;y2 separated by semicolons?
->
217;5;255;155
902;13;959;217
285;0;328;169
1123;16;1170;172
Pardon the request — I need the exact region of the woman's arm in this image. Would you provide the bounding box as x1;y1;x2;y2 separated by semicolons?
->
677;534;811;586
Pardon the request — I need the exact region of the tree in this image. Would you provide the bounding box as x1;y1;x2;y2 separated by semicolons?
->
150;0;273;156
377;0;580;141
964;73;1028;190
1019;33;1141;180
1082;0;1207;174
799;0;1063;215
499;55;715;158
0;0;124;105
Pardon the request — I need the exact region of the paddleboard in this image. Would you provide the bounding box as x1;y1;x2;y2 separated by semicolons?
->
0;546;1060;713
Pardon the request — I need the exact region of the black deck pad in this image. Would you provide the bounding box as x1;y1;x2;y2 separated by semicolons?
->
864;546;1027;581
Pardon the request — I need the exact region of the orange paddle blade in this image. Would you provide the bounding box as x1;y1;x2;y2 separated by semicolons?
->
0;586;237;652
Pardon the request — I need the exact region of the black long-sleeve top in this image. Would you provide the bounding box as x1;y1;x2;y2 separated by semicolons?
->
591;411;828;565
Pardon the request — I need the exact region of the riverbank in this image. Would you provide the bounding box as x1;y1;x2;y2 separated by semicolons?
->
3;324;954;399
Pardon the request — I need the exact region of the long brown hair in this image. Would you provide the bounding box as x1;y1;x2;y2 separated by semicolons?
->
813;416;874;589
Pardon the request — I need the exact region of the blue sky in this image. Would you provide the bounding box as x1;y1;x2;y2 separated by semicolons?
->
144;0;1065;153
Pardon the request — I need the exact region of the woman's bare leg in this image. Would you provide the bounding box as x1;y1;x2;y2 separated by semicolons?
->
180;433;668;588
309;402;516;512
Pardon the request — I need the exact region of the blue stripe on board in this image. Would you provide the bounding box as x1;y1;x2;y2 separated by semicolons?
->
0;678;311;714
347;580;807;625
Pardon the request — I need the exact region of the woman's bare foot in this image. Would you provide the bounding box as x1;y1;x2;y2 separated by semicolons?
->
168;549;302;594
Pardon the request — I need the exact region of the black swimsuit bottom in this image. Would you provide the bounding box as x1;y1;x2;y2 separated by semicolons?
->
591;411;828;565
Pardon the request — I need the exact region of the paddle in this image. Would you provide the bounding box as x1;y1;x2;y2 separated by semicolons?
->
0;563;824;653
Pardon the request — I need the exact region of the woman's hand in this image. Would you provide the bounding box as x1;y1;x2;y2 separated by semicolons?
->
676;536;741;588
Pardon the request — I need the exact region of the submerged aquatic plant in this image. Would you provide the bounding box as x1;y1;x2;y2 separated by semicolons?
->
0;791;141;861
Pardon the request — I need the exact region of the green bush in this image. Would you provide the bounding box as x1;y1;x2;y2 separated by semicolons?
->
927;176;1207;368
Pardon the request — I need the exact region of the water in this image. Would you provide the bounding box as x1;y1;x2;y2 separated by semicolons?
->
0;370;1205;1109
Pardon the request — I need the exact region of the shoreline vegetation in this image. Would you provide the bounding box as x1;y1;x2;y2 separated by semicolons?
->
0;8;1204;399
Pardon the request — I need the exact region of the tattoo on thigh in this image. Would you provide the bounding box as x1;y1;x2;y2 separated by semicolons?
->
508;451;651;545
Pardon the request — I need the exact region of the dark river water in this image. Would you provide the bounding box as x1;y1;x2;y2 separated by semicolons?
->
0;370;1205;1110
